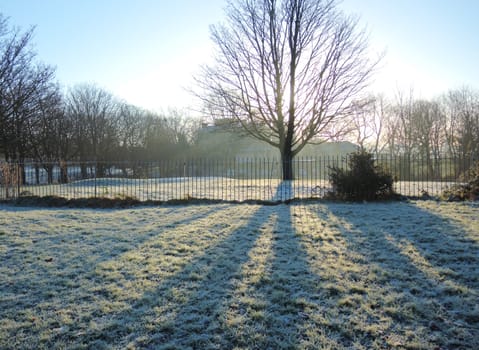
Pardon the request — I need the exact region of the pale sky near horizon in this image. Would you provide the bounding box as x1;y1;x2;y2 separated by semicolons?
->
1;0;478;113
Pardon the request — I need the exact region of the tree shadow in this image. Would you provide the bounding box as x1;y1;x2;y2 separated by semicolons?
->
73;184;327;349
73;204;269;348
149;182;330;349
310;201;479;349
9;198;477;348
258;201;327;348
207;181;328;349
271;180;294;201
0;205;229;348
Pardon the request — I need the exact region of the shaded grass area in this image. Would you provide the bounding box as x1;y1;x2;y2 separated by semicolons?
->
0;201;478;349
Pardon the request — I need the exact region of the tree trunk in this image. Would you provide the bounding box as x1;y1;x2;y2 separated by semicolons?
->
80;163;88;179
35;164;40;184
19;161;26;186
60;161;69;184
46;164;54;184
281;148;294;180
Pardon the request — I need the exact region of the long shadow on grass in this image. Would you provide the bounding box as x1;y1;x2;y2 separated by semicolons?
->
259;202;325;348
315;201;479;349
0;205;228;350
75;204;270;348
149;183;323;349
151;204;281;349
78;193;322;349
189;182;325;349
0;205;225;283
1;205;225;271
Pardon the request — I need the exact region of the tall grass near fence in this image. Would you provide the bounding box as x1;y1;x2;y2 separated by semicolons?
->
0;155;476;201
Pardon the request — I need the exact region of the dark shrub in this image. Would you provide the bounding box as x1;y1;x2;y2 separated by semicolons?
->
328;151;396;201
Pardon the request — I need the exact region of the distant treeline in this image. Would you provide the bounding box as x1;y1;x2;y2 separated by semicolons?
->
345;89;479;165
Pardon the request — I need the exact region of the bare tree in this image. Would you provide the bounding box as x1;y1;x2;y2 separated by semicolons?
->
410;99;445;177
27;81;65;183
196;0;379;179
0;15;56;165
142;110;197;161
66;84;121;176
370;95;388;156
117;103;149;160
385;89;449;179
0;14;60;187
442;87;479;161
348;95;387;155
386;89;416;157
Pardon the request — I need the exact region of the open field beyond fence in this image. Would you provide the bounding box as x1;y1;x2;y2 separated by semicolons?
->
1;201;478;349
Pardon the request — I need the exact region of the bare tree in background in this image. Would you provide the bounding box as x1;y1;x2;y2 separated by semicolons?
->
410;99;445;177
442;87;479;161
348;95;387;156
117;103;149;160
0;15;56;163
66;84;120;177
370;95;388;156
28;81;65;183
196;0;379;179
388;89;416;157
0;14;59;187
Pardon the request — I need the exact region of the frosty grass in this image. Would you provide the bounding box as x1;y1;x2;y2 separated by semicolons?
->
0;200;478;349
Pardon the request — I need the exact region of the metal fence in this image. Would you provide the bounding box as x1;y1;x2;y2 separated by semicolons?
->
0;155;476;202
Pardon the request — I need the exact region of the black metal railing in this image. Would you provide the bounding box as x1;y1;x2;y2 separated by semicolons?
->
0;155;476;201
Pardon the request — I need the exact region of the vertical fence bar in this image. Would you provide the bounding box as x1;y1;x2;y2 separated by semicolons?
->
183;161;186;200
16;162;21;198
203;158;206;200
94;160;97;199
219;158;222;200
264;158;267;201
325;155;328;193
216;158;219;200
205;158;209;200
222;158;225;200
316;156;320;196
176;159;180;199
428;155;431;194
192;159;196;199
326;156;329;193
153;160;157;201
246;157;250;200
255;158;257;201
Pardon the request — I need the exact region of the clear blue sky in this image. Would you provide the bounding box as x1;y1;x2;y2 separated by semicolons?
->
341;0;479;99
1;0;478;112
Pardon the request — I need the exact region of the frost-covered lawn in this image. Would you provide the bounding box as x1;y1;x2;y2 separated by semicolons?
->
0;201;478;349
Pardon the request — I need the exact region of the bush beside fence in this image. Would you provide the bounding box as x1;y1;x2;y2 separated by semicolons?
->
0;155;476;202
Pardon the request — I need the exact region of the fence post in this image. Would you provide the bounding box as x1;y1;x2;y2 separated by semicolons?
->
17;162;21;198
94;160;97;198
